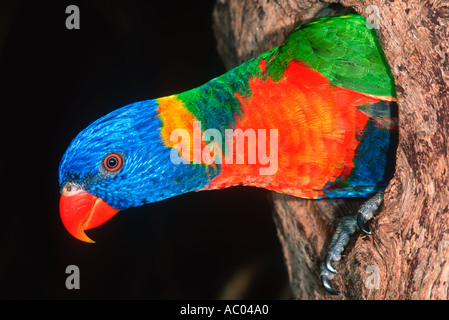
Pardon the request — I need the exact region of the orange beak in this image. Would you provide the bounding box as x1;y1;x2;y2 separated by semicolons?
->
59;190;119;243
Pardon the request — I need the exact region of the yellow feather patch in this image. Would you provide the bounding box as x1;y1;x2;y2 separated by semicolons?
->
156;95;205;164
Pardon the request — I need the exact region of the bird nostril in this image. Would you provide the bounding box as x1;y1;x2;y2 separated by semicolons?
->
61;182;81;195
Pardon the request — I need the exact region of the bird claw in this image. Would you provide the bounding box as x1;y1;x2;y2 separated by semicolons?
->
325;253;338;274
357;210;373;234
321;272;339;295
320;191;384;294
320;215;357;295
321;254;339;294
357;191;383;235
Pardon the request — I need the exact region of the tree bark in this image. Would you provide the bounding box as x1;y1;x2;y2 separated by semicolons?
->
213;0;449;299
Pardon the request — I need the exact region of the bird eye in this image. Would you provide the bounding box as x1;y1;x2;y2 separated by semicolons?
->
103;153;123;172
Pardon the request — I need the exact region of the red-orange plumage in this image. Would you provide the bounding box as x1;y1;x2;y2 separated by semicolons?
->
204;61;380;198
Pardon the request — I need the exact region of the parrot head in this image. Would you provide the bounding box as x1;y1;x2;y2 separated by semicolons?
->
58;99;211;243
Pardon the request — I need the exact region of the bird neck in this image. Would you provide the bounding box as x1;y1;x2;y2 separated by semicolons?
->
154;48;279;166
150;49;281;192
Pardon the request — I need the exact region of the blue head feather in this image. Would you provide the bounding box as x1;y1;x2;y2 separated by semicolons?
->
59;99;213;210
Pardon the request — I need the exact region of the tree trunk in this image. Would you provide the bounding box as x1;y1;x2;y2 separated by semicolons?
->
213;0;449;299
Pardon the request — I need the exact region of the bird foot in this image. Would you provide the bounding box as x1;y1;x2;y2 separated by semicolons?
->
320;191;384;295
357;191;384;235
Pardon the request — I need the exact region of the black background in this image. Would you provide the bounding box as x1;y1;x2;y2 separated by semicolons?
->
1;0;289;299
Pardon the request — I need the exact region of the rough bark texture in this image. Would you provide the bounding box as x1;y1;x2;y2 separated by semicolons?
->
213;0;449;299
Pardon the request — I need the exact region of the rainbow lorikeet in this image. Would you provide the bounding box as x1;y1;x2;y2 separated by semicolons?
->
59;14;397;294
